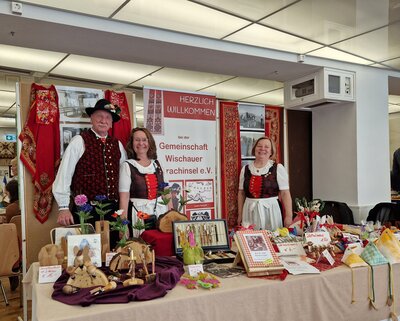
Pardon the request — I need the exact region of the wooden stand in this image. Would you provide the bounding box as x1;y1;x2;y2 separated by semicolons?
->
95;220;110;262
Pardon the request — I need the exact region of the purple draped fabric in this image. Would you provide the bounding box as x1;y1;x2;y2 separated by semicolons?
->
52;256;184;306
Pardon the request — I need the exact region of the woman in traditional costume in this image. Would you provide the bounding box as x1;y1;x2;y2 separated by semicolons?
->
119;128;168;236
237;136;293;231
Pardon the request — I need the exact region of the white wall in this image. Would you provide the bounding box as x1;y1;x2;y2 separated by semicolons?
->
389;113;400;168
312;66;390;223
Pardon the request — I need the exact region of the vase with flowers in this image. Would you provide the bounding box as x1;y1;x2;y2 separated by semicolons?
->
110;209;130;248
92;195;113;260
74;194;93;235
291;197;325;235
131;210;153;238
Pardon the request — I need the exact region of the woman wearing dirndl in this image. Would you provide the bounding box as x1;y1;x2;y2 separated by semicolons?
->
119;127;168;237
237;136;293;231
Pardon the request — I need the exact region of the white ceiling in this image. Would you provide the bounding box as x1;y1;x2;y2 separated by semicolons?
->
0;0;400;121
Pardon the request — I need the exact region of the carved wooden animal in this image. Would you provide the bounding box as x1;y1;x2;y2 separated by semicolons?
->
62;245;108;293
109;240;153;274
38;244;64;266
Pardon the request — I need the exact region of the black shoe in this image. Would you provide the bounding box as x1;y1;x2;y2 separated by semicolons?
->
9;276;19;291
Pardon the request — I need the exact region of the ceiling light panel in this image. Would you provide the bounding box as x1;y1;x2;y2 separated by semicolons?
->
1;106;16;114
113;0;249;38
225;24;321;53
261;0;392;45
382;57;400;70
332;23;400;63
205;77;282;101
240;88;284;106
389;95;400;104
308;47;372;65
22;0;125;17
51;55;161;85
0;44;65;72
132;68;233;91
194;0;298;21
0;91;16;107
389;104;400;114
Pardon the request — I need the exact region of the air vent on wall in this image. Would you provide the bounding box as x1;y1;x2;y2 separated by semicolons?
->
284;67;355;110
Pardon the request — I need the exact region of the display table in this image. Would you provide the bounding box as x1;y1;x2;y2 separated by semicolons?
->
24;262;400;321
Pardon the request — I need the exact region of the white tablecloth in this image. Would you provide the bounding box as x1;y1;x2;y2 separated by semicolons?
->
24;262;400;321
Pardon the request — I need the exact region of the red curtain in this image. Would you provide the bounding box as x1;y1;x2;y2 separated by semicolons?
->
219;101;241;228
105;90;132;148
19;83;60;223
265;106;284;164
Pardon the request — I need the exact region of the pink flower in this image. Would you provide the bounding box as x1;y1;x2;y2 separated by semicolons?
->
74;194;88;207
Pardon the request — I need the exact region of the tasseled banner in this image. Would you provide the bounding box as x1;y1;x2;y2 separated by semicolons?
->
19;83;60;223
105;90;131;147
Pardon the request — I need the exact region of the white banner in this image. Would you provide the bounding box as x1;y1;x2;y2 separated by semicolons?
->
144;88;217;219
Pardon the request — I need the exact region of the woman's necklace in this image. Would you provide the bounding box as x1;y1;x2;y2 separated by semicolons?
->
253;160;268;173
138;158;151;167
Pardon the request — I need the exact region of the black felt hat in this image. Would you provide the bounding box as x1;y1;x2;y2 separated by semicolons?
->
85;99;121;122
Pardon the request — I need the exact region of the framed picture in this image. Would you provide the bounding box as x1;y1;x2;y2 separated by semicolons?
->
241;159;254;168
238;103;265;131
60;124;92;156
185;179;214;209
67;234;101;267
56;86;104;123
234;230;283;276
169;180;184;211
189;209;212;220
240;131;265;158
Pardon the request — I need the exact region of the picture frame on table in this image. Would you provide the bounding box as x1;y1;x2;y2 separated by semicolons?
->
233;230;283;276
172;219;236;264
67;234;101;267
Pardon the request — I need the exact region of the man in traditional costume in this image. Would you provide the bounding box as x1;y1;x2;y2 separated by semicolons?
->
53;99;127;247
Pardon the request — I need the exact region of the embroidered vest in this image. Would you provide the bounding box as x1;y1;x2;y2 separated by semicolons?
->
128;160;164;199
71;130;121;201
243;163;279;199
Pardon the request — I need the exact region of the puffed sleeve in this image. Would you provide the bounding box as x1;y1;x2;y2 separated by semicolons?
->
277;163;290;190
52;135;84;209
238;166;246;190
119;161;132;192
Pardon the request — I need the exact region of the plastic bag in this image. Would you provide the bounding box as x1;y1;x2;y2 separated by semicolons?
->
375;228;400;264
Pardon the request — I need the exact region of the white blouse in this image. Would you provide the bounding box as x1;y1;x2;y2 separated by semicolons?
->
119;159;158;193
238;160;289;191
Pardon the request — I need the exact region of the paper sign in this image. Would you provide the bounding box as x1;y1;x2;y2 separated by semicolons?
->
38;265;62;284
105;252;117;267
322;249;335;266
187;264;204;277
277;242;306;256
305;232;331;246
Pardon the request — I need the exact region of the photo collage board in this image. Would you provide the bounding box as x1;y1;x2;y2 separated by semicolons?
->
238;103;265;168
56;86;104;156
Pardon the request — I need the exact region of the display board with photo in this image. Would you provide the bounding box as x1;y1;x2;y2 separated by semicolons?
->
60;124;92;156
240;131;265;158
56;86;104;123
238;103;265;131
